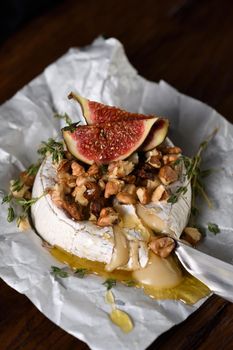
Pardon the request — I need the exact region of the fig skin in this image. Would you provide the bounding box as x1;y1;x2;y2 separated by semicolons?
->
141;119;169;151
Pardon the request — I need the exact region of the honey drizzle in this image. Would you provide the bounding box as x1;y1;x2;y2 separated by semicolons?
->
50;246;210;305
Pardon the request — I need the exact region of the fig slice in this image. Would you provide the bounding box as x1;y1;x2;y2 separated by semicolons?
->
68;92;158;124
141;118;169;151
63;118;157;165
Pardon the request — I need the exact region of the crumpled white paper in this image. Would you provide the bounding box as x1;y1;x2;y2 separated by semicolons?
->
1;37;233;350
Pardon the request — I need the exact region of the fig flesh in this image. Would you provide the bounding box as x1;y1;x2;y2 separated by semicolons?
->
63;118;157;165
141;118;169;151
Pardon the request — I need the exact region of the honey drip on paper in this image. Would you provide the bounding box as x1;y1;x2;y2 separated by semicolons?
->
50;246;210;305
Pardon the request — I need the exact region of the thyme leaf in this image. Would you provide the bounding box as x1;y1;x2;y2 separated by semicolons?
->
54;112;73;126
124;280;136;287
51;266;69;278
26;162;41;176
37;138;64;163
62;122;80;133
2;194;13;204
103;278;116;290
74;268;88;278
208;222;220;235
11;179;24;192
7;207;15;222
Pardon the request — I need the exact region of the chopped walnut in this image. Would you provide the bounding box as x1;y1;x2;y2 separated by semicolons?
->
159;165;178;185
104;179;124;198
49;184;64;208
145;178;161;192
76;175;96;187
148;156;161;168
151;184;167;202
137;163;156;180
90;197;106;217
145;148;162;159
122;175;136;184
57;172;76;192
97;207;119;226
149;236;175;258
71;161;85;176
83;182;101;200
98;179;106;191
116;192;137;204
87;163;100;177
162;154;179;165
72;185;88;206
163;146;182;154
182;227;202;246
61;200;84;221
136;187;151;205
108;160;134;178
123;184;137;196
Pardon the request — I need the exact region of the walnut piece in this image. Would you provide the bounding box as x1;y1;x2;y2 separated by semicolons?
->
163;146;182;154
151;184;166;202
136;187;150;205
159;165;178;185
108;160;134;178
20;171;35;187
72;185;88;206
148;156;161;168
49;184;64;208
182;227;202;245
123;184;137;196
61;200;84;221
87;163;100;177
97;207;119;226
71;161;85;176
84;182;101;200
104;179;124;198
116;192;137;204
149;236;175;258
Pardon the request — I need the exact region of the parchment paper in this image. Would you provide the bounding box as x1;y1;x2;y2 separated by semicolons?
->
1;37;233;350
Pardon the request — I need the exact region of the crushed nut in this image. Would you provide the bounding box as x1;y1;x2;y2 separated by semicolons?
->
149;236;175;258
123;184;137;196
116;192;137;204
98;179;106;191
61;200;84;221
83;182;101;200
87;163;100;177
159;165;178;185
145;178;161;192
71;161;85;176
49;184;64;207
145;148;162;159
136;187;151;205
76;175;96;187
163;146;182;154
97;207;119;226
90;197;106;217
104;179;124;198
162;154;179;165
122;175;136;184
108;160;134;178
148;156;161;168
182;227;202;245
151;184;167;202
72;185;88;206
57;159;71;173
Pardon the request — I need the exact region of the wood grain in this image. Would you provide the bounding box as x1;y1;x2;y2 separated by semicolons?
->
1;0;233;349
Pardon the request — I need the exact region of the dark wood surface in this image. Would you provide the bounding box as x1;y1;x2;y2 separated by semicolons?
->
1;0;233;349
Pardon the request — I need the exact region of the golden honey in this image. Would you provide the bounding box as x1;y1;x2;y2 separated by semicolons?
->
50;245;210;305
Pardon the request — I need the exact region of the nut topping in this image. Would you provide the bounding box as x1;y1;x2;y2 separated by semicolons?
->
158;165;178;185
97;207;119;226
149;236;175;258
182;227;202;246
71;161;85;176
136;187;150;205
104;179;124;198
116;192;137;204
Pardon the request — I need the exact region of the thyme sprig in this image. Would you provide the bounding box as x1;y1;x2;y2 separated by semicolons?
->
51;266;69;278
54;112;73;126
168;128;218;212
103;278;117;290
75;268;88;278
37;138;65;163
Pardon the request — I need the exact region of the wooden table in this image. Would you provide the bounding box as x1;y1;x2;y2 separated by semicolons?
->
1;0;233;349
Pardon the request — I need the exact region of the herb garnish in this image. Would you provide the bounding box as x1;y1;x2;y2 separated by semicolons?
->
26;162;41;176
7;207;15;222
51;266;69;278
75;268;88;278
103;278;117;290
11;179;24;192
54;112;73;126
207;222;220;235
168;129;218;215
124;280;136;287
37;138;64;163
